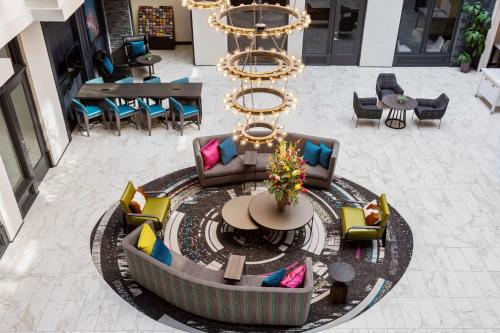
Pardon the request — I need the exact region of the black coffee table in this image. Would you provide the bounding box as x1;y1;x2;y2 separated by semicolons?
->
137;54;162;79
328;262;355;304
382;94;417;129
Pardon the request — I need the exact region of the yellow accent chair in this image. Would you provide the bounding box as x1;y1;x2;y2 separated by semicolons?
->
120;181;171;235
340;193;390;246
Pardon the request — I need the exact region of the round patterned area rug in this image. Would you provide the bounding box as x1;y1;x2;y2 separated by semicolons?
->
91;167;413;333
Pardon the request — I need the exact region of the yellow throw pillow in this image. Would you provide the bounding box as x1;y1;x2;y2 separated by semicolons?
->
137;224;156;255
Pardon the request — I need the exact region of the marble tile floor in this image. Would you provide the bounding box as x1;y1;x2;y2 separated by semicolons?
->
1;45;500;332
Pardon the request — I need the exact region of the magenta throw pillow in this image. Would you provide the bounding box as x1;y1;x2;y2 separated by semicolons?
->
279;264;306;288
200;139;220;171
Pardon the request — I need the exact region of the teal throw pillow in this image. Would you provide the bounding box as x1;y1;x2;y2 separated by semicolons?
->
151;239;172;266
103;56;114;75
130;41;146;56
261;268;286;287
303;141;321;167
219;137;238;165
319;143;333;169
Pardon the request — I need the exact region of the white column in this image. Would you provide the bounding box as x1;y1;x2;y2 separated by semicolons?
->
192;9;226;65
359;0;404;67
479;1;500;69
18;21;70;164
288;0;305;58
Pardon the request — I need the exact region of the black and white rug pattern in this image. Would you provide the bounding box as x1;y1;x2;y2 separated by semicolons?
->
91;167;413;332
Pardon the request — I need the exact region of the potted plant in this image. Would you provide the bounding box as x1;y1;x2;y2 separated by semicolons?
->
461;1;492;70
458;51;472;73
396;95;408;104
265;141;307;211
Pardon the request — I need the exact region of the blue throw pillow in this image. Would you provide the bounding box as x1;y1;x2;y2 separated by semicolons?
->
130;41;146;56
151;239;172;266
303;141;321;167
261;268;286;287
103;56;114;75
319;143;333;169
218;137;238;165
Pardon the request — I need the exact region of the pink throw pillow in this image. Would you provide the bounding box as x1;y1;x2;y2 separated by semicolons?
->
200;139;220;171
279;264;306;288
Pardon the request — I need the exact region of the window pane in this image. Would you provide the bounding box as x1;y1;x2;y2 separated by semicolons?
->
0;107;24;190
334;0;362;54
10;84;42;168
425;0;459;53
303;0;331;54
227;0;288;58
396;0;432;53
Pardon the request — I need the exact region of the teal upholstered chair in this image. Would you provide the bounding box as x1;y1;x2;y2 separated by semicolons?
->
115;76;134;106
144;76;163;106
169;97;200;136
86;77;104;84
115;76;134;84
104;98;138;136
171;77;189;84
71;98;106;136
145;77;161;84
137;98;168;135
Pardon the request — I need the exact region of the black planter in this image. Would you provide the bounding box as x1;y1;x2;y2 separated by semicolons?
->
460;63;471;73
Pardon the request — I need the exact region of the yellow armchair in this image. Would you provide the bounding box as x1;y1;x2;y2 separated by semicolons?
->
120;181;171;235
340;193;390;246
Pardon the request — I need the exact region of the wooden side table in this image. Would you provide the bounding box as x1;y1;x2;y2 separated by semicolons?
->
224;255;246;283
328;262;355;304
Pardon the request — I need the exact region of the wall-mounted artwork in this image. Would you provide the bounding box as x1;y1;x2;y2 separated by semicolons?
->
84;0;100;42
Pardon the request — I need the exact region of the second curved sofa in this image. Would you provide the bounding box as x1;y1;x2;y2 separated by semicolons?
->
123;222;314;326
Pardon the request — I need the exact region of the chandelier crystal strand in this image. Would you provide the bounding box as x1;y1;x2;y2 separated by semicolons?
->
189;1;310;147
182;0;229;10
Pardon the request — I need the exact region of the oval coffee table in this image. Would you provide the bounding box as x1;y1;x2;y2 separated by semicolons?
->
248;192;314;231
221;195;259;231
382;94;417;129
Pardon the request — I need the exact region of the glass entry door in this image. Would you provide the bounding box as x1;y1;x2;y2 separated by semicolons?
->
302;0;367;65
0;67;50;215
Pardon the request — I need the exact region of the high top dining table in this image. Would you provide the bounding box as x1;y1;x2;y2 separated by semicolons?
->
76;82;203;121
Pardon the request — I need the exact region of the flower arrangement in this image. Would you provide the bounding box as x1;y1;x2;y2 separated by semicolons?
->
265;141;307;210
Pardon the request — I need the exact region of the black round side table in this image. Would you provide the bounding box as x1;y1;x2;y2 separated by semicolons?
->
328;262;355;304
382;94;417;129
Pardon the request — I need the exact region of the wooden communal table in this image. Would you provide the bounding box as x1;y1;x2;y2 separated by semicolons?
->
76;82;203;121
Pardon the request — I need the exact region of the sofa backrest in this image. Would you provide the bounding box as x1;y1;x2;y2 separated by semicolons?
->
194;132;338;157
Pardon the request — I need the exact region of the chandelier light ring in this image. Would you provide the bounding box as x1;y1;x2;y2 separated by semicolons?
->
208;4;311;37
216;49;305;83
233;121;287;149
182;0;229;10
223;87;297;117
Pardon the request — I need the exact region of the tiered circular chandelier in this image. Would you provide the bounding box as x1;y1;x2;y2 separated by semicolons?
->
184;1;310;148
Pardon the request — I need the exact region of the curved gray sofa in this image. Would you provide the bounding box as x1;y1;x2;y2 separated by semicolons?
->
123;222;314;326
193;132;340;189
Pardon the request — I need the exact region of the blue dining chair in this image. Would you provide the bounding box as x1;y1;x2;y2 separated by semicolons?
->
144;77;161;84
144;76;163;106
86;77;104;84
115;76;135;106
137;98;169;135
171;77;189;84
169;97;200;136
104;98;138;136
71;99;106;137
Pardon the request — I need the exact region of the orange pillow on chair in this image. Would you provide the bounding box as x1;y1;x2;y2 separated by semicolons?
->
130;186;147;213
363;199;381;225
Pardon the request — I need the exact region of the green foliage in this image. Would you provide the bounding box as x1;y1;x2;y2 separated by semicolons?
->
457;51;472;64
462;1;492;58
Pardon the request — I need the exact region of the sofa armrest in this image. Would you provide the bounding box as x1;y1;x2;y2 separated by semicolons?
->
193;139;205;185
327;139;340;180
